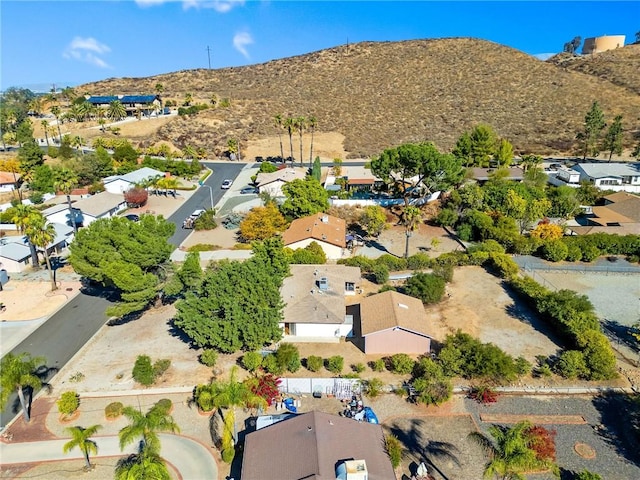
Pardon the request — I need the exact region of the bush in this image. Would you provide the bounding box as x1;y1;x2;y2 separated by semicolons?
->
326;355;344;374
515;357;532;376
581;330;617;380
352;362;366;373
261;354;282;375
371;263;389;284
554;350;588;379
376;254;407;272
242;351;263;372
412;358;453;405
194;209;217;230
29;191;45;204
105;401;124;419
57;391;80;416
363;377;385;398
124;187;148;207
306;355;324;372
153;359;171;378
338;256;374;272
565;243;583;262
221;447;235;464
404;272;445;304
432;261;454;283
541;240;568;262
385;435;404;469
132;355;155;386
469;385;499;404
580;245;601;262
436;208;458;227
275;343;301;373
155;398;173;414
199;349;218;368
390;353;415;375
488;253;519;279
370;358;386;372
406;253;432;270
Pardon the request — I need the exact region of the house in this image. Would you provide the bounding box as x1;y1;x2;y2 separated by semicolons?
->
570;192;640;235
282;213;347;259
280;264;361;338
354;290;433;354
470;167;524;183
0;171;21;192
43;192;126;228
242;411;395;480
570;163;640;193
86;95;161;116
0;239;31;273
582;35;625;54
255;167;307;197
103;167;165;194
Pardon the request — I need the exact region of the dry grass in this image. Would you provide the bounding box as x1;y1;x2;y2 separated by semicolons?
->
73;38;640;158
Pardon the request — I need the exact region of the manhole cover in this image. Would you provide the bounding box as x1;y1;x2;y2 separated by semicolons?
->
574;442;596;459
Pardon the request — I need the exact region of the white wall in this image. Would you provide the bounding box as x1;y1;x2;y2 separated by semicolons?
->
292;322;347;337
104;179;133;194
0;184;16;193
259;181;285;197
0;256;29;273
287;239;344;260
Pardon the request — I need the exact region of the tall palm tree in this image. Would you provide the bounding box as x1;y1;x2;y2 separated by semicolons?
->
307;115;317;166
53;167;79;234
273;114;285;161
284;117;295;165
295;116;306;167
10;204;40;267
402;205;422;259
468;421;551;480
107;100;127;122
26;215;58;291
63;424;102;470
115;442;171;480
118;401;180;454
40;119;50;147
0;352;46;422
50;105;63;141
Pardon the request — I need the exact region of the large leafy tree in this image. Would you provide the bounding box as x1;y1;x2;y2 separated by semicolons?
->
69;216;175;317
371;142;463;207
174;238;287;352
360;204;388;237
280;178;329;219
0;352;46;422
63;424;102;470
239;203;288;241
602;114;624;161
17;139;44;179
576;101;606;160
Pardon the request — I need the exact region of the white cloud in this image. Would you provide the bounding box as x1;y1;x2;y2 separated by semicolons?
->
63;37;112;68
134;0;171;7
532;53;556;61
233;31;253;59
135;0;245;12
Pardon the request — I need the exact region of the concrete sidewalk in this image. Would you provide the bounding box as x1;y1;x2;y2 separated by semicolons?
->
0;433;218;479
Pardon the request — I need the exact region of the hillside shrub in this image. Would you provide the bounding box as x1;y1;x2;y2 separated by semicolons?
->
132;355;155;386
326;355;344;374
199;349;218;368
541;240;568;262
105;401;124;419
352;362;366;373
390;354;415;374
580;245;601;262
376;254;407;272
406;252;432;270
371;263;389;284
432;260;454;283
404;272;445;304
565;243;583;262
306;355;324;372
487;253;519;279
337;255;375;272
242;351;263;372
411;357;453;405
370;358;386;372
554;350;588;379
57;391;80;416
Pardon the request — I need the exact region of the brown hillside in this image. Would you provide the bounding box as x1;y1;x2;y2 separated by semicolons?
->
79;38;640;158
547;44;640;95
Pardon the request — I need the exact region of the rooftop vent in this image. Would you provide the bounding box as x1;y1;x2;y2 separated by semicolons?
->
321;215;329;223
398;303;409;309
318;277;329;291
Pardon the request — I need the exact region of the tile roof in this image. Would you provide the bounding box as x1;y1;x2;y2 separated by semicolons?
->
359;290;432;337
242;411;395;480
256;167;307;187
73;192;125;217
281;265;361;325
0;171;21;184
282;213;346;248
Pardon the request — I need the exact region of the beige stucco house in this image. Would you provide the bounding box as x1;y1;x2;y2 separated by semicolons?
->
282;212;347;259
256;167;307;197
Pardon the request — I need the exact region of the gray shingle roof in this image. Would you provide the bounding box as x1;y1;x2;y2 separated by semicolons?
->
573;162;640;179
0;240;31;262
73;192;125;217
104;167;164;186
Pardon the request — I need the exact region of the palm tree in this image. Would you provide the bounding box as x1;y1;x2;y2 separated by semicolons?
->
118;401;180;454
308;115;317;166
71;135;85;156
50;105;62;141
26;215;58;291
284;117;295;165
468;421;549;480
273;114;285;161
402;205;422;259
107;100;127;122
10;204;40;267
295;116;306;167
0;352;46;422
41;119;50;147
53;167;79;233
183;145;197;160
115;442;171;480
63;424;102;470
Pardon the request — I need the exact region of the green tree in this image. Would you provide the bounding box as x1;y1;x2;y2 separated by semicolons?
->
63;424;102;470
402;205;422;259
547;186;580;219
360;205;387;237
602;114;624;161
18;139;45;178
371;142;463;207
311;156;321;181
118;401;180;454
50;105;63;140
468;421;556;479
107;100;127;122
577;101;606;160
115;443;171;480
494;138;514;166
452;131;474;167
281;178;329;218
469;124;498;167
69;216;175;318
53;167;79;233
405;272;446;304
575;470;602;480
412;357;452;405
25;215;58;291
0;352;46;422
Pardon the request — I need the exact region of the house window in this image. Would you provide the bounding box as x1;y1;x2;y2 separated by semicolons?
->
345;282;355;292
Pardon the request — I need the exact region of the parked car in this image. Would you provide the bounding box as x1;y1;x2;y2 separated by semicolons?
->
221;179;233;189
240;186;259;194
124;214;140;222
190;209;205;219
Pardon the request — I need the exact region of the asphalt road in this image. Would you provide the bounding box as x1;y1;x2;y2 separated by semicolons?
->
0;289;113;428
167;161;245;246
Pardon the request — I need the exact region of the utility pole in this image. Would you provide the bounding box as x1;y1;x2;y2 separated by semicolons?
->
206;46;211;69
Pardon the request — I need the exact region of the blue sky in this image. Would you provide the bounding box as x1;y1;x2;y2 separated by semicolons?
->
1;1;638;92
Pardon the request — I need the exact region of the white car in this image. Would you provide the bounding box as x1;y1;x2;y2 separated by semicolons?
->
221;179;233;189
190;209;205;220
